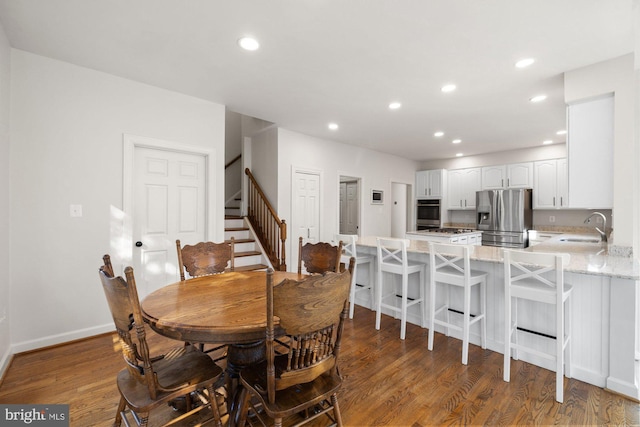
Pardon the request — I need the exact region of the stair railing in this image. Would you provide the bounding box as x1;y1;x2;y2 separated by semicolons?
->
245;168;287;271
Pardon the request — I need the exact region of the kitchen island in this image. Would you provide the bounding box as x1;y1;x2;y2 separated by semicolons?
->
355;234;640;400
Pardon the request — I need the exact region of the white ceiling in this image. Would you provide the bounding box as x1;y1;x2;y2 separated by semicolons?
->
0;0;634;161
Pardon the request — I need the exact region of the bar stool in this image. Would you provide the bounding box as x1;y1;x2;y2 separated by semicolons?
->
375;237;426;340
335;234;376;319
503;249;572;403
428;242;487;365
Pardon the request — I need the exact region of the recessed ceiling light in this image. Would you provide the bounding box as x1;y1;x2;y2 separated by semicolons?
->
441;84;457;93
434;131;444;137
543;140;553;145
328;123;338;130
452;139;461;144
515;58;535;68
455;153;463;157
389;102;402;110
529;94;547;103
238;37;260;51
556;129;567;135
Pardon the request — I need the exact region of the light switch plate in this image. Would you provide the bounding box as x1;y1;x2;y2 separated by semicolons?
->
70;204;83;217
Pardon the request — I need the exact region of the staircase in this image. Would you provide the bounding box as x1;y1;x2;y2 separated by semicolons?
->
224;215;270;271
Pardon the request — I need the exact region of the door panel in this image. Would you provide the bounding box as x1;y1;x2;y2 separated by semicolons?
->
345;181;359;234
133;147;206;296
293;171;321;272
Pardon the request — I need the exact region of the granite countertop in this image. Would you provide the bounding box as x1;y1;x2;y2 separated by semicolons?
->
357;234;640;280
406;229;482;237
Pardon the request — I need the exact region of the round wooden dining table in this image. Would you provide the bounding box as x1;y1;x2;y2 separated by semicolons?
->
140;270;304;425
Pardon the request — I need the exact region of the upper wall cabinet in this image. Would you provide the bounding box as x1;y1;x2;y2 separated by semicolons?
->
416;169;446;199
567;95;614;209
448;167;481;210
533;158;568;209
481;162;533;190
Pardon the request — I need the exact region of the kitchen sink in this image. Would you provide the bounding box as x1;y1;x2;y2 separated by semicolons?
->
558;237;601;244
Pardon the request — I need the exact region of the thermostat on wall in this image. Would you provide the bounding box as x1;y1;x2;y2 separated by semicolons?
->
371;189;384;204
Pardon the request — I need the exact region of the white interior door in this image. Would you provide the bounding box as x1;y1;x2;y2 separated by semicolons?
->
344;181;359;234
293;171;320;271
133;146;207;296
391;182;408;238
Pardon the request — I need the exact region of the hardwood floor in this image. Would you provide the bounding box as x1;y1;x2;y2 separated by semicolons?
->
1;305;638;426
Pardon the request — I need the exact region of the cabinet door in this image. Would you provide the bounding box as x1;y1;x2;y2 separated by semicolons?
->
447;170;464;209
416;171;429;199
533;160;559;209
507;162;533;188
556;158;568;208
482;166;506;189
567;96;613;208
428;170;443;198
462;168;481;209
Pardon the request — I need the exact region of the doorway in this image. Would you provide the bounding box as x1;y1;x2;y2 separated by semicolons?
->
339;175;361;235
391;182;412;238
123;134;217;297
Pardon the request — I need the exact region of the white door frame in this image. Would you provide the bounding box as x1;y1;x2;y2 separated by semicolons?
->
122;134;218;265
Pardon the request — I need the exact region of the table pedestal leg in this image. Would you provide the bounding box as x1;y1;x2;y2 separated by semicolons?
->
226;341;265;427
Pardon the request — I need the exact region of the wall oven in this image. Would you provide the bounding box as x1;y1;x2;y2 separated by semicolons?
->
416;199;441;230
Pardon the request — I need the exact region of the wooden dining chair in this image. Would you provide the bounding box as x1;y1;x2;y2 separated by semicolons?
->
237;257;355;427
297;236;343;274
176;238;235;358
176;238;235;281
99;255;223;427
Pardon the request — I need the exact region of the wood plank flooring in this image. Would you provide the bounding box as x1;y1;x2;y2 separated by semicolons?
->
1;305;638;426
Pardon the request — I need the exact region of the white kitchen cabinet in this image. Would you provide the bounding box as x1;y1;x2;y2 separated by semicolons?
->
482;162;533;190
533;159;568;209
481;165;506;190
567;96;614;209
448;168;481;209
416;169;446;199
507;162;534;188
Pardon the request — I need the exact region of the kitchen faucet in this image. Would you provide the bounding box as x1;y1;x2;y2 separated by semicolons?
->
584;212;608;243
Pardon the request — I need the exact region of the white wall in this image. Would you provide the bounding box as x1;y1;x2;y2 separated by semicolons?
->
276;128;419;272
250;126;279;205
420;144;567;170
224;110;242;202
9;50;225;351
0;21;11;372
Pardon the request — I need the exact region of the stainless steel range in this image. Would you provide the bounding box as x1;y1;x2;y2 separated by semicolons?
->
424;228;475;234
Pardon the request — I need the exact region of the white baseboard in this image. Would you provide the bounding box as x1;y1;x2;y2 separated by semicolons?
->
10;323;115;354
606;376;640;401
0;345;12;381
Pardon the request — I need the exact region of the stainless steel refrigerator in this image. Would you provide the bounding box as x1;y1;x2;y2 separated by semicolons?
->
476;189;532;248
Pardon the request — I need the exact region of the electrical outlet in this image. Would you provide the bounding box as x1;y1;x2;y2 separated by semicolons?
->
0;307;6;324
70;204;83;217
549;215;556;223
